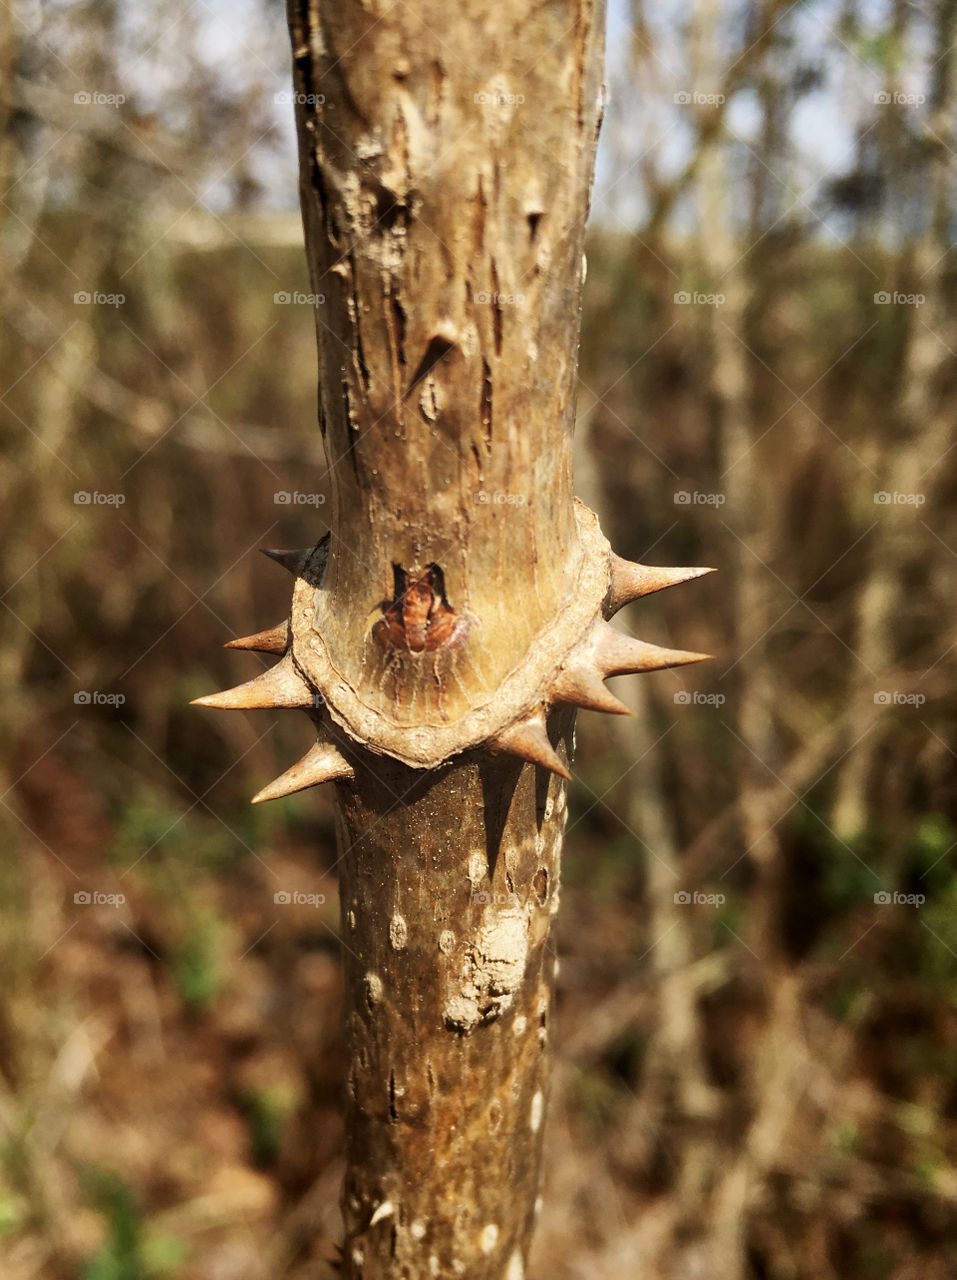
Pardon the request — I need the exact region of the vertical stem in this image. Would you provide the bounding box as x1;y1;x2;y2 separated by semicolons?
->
279;0;605;1272
334;724;571;1277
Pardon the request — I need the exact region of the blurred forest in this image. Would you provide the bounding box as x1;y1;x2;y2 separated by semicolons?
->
1;0;956;1277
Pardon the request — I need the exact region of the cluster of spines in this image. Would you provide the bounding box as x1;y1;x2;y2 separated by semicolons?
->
192;549;713;800
191;548;355;803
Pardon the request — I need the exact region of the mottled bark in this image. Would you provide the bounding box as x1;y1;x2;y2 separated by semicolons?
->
283;5;605;1271
194;0;712;1275
333;740;570;1278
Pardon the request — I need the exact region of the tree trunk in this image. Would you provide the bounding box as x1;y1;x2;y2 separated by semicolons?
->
194;1;711;1275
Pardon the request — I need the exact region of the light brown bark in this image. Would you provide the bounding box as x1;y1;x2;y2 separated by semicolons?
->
333;743;570;1278
195;2;711;1276
283;3;607;1271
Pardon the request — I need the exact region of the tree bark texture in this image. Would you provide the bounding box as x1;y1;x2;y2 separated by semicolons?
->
284;7;606;1270
194;1;713;1275
333;742;571;1279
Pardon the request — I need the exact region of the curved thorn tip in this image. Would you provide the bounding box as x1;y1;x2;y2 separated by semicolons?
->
551;662;635;716
224;621;290;654
493;715;571;780
261;547;312;577
596;623;712;676
251;741;354;803
606;555;715;616
191;655;313;710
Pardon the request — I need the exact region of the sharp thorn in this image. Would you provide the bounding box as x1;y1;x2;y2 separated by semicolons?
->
551;662;635;716
605;555;715;616
595;622;712;676
493;714;571;780
191;655;313;710
251;741;354;803
261;547;312;577
224;621;290;654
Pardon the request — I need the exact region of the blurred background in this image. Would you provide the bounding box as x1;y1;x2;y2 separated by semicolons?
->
1;0;955;1276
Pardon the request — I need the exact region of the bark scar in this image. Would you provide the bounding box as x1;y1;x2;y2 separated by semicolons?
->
374;564;470;653
443;908;529;1033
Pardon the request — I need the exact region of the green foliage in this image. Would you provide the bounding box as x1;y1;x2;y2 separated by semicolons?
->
240;1085;297;1167
853;32;906;72
80;1169;187;1280
0;1188;25;1238
918;878;957;998
828;1119;861;1156
170;906;233;1013
109;788;256;875
908;814;956;891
